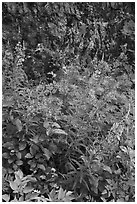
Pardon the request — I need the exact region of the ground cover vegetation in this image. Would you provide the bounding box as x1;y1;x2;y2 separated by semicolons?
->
2;2;135;202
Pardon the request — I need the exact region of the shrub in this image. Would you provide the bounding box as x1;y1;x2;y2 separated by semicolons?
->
3;44;135;201
2;2;135;201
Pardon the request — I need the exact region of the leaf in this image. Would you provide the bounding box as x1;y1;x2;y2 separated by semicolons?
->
120;146;128;153
52;128;68;135
79;171;83;184
19;195;24;201
25;153;33;158
16;152;22;159
89;175;98;194
52;122;61;128
126;179;135;187
2;194;10;202
70;158;81;168
23;186;34;193
41;147;52;160
8;158;14;164
3;141;14;149
3;96;14;107
30;135;39;144
14;176;22;186
15;169;24;179
91;161;100;172
102;165;112;174
28;160;37;168
2;152;9;159
2;167;7;176
22;175;37;182
58;187;65;200
46;127;52;136
114;169;121;175
49;143;58;154
15;119;22;132
37;164;46;171
9;181;18;191
125;195;129;201
128;148;135;160
49;188;56;200
25;192;40;200
102;189;108;195
63;194;74;202
117;198;125;202
19;141;27;150
39;134;45;142
66;191;73;196
43;121;50;129
10;195;19;202
30;144;39;155
16;160;23;166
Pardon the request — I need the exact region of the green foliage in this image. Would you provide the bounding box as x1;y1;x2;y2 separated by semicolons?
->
3;169;74;202
2;2;134;202
3;2;134;81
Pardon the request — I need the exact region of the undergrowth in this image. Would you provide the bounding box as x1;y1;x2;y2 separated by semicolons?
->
2;42;135;202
